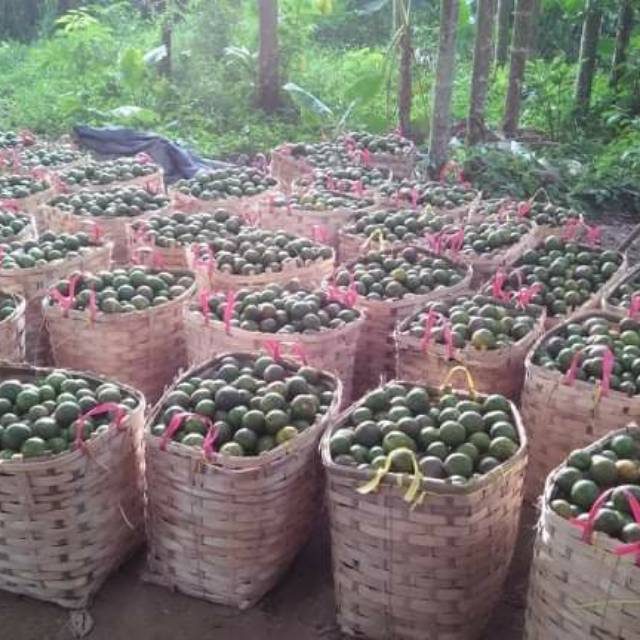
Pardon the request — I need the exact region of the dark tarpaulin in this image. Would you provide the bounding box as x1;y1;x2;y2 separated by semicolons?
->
73;125;231;185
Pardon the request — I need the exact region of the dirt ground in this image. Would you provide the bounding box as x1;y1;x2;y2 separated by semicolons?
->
2;215;636;640
0;503;537;640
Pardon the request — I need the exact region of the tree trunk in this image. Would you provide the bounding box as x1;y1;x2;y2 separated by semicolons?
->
256;0;280;113
160;21;172;78
574;0;602;117
429;0;459;174
467;0;496;145
397;2;412;138
495;0;513;67
529;0;541;57
502;0;536;137
610;0;634;89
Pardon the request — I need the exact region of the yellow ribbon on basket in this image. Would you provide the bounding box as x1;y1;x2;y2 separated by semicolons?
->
364;228;386;253
439;365;478;399
357;448;425;508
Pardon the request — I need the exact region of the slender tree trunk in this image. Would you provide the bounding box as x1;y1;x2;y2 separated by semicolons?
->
467;0;496;144
495;0;513;66
256;0;280;112
160;21;172;77
574;0;602;117
529;0;541;56
429;0;460;173
398;1;413;137
502;0;536;137
610;0;634;89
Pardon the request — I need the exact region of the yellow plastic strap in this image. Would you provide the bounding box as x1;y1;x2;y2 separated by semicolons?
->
440;365;477;398
357;455;393;495
403;450;423;504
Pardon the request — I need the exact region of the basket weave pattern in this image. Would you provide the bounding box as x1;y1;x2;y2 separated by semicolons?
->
0;363;145;608
524;426;640;640
0;294;26;362
321;382;528;640
143;354;342;609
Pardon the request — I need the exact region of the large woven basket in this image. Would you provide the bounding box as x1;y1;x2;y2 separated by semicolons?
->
396;304;546;401
0;362;146;609
45;269;195;404
126;223;189;271
524;425;640;640
0;242;112;365
349;250;473;398
269;147;313;190
256;195;361;251
168;188;278;216
39;204;170;265
0;293;26;362
184;306;365;405
520;310;640;503
143;353;342;609
321;374;528;640
189;250;336;293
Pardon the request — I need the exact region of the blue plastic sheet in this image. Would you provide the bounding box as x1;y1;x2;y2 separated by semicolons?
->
73;125;230;185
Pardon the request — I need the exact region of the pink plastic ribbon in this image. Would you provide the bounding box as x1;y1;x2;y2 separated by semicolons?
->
50;275;79;316
420;308;441;353
354;179;364;198
19;129;35;146
614;490;640;565
159;411;215;458
264;340;282;361
74;402;127;452
242;209;261;227
199;289;211;324
145;178;162;195
491;270;510;302
571;488;613;543
563;350;583;385
425;231;444;255
513;283;542;309
411;187;419;210
29;166;48;182
50;172;69;193
223;289;235;335
561;218;580;241
83;220;103;244
135;152;154;164
312;224;330;244
0;199;20;212
517;201;531;218
628;294;640;318
442;321;456;359
291;342;309;365
444;228;465;256
11;148;22;172
361;148;371;168
599;347;615;397
585;224;602;247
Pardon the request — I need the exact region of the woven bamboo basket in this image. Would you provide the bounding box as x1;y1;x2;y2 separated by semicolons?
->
524;425;640;640
184;306;365;405
188;250;336;293
0;293;26;362
601;262;640;319
520;310;640;503
396;305;546;401
350;250;473;398
368;148;417;179
58;168;164;194
143;353;342;609
168;188;279;216
321;373;528;640
0;362;146;609
0;242;112;365
125;223;190;271
39;204;170;265
270;147;313;190
45;269;195;404
256;195;361;251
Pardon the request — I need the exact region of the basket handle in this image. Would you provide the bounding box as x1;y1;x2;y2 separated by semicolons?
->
159;411;217;460
613;489;640;565
440;365;477;398
74;402;128;452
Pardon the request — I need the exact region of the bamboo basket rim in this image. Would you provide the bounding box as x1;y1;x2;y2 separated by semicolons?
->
146;351;343;473
0;360;146;472
396;297;547;361
0;291;26;327
56;167;164;192
43;267;196;324
320;377;528;497
184;301;367;346
39;201;172;223
524;308;640;403
539;422;640;562
602;262;640;316
0;241;114;279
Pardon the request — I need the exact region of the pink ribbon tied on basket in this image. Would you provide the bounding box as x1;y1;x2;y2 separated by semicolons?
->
242;209;261;227
353;179;364;198
563;350;583;385
325;172;336;191
132;221;152;246
584;224;602;247
517;200;532;219
198;289;212;324
420;308;441;353
81;220;104;244
132;246;165;270
312;224;330;245
50;172;70;194
29;166;49;183
266;193;276;213
444;228;465;256
491;269;510;303
425;231;444;255
74;402;127;453
571;487;614;543
145;178;162;195
0;150;9;171
513;283;543;310
11;148;22;173
159;411;218;460
561;218;581;241
599;347;615;397
19;129;36;146
361;148;372;168
0;199;20;212
191;244;217;282
172;191;200;213
49;274;79;316
628;294;640;318
442;321;456;360
614;489;640;566
410;187;419;210
221;289;236;335
135;152;154;165
263;340;308;365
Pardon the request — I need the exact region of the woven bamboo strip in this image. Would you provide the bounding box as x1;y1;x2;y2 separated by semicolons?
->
0;362;146;609
321;379;528;640
0;293;26;362
143;353;342;609
524;425;640;640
